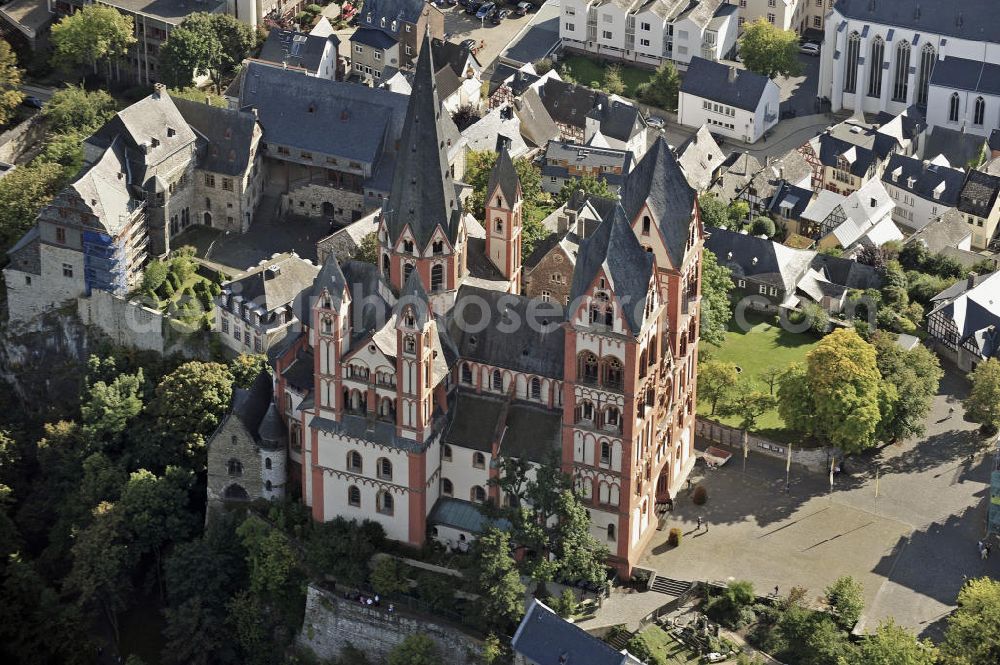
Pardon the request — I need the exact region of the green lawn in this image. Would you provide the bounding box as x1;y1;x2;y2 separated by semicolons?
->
699;313;822;443
560;55;656;98
636;625;701;665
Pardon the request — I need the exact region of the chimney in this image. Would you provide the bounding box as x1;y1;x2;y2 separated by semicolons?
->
495;134;512;153
968;272;977;288
870;197;877;208
728;66;737;83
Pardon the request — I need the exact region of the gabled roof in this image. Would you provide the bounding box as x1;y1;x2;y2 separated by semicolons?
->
100;89;196;167
488;63;540;98
351;26;398;49
431;37;476;78
231;370;275;445
358;0;427;34
706;227;815;294
929;270;1000;357
228;253;320;314
834;0;1000;48
538;78;601;129
930;56;1000;96
958;170;1000;218
989;129;1000;153
309;254;349;311
172;97;257;177
237;62;408;166
677;125;726;192
586;99;642;142
384;32;462;247
487;147;520;205
766;181;813;221
622;137;697;269
569;205;653;336
512;598;642;665
70;138;140;235
259;28;338;72
680;57;774;112
907;209;973;254
395;268;432;328
881;154;965;206
542;141;633;188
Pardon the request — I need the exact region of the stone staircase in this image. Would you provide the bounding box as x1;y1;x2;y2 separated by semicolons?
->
605;627;633;652
649;576;693;598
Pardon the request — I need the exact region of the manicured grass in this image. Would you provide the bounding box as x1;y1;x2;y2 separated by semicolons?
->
636;625;701;665
560;55;656;98
699;313;822;443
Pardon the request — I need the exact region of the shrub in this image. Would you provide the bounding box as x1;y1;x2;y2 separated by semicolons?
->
166;270;181;290
692;485;708;505
625;635;661;665
141;259;169;293
668;527;682;547
371;557;409;597
305;3;322;13
533;58;553;75
161;280;175;299
556;588;577;618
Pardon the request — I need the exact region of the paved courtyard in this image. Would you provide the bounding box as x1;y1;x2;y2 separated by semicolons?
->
640;368;1000;639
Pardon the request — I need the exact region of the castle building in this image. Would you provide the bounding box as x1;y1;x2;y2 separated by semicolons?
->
273;32;704;575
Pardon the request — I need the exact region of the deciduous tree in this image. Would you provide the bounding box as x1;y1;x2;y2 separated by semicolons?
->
699;361;739;415
873;334;942;443
0;40;24;126
738;19;802;79
636;60;680;110
556;173;612;205
857;619;938;665
0;161;68;254
41;86;116;135
147;361;233;467
824;576;864;630
229;353;270;389
388;634;440;665
964;358;1000;435
81;368;144;446
50;5;135;77
699;249;733;346
942;577;1000;664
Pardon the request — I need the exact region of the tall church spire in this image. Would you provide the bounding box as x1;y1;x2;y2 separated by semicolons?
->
383;30;461;251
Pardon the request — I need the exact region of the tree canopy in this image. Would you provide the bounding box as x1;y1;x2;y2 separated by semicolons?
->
464;149;548;255
858;619;938;665
41;86;117;136
738;19;802;79
556;173;612;205
159;13;256;90
778;329;883;453
636;61;681;110
942;577;1000;664
0;40;24;127
51;5;135;76
964;358;1000;434
700;248;733;345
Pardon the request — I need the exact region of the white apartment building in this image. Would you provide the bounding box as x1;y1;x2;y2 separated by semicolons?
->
560;0;740;69
818;0;1000;132
677;56;780;143
735;0;805;33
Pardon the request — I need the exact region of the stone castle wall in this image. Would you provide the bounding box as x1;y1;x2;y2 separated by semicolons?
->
695;417;835;472
298;585;483;664
76;290;168;354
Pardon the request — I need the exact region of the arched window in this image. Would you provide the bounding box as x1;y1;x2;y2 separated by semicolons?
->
917;43;935;106
461;362;473;384
265;480;272;492
607;523;616;541
441;478;453;496
605;406;621;430
265;457;272;470
377;457;392;481
347;451;363;473
603;356;623;390
382;253;390;278
431;264;444;292
322;317;333;334
227;459;243;476
892;41;911;102
471;485;486;503
641;215;651;235
473;452;486;469
403;240;414;253
404;334;416;353
867;36;884;98
530;377;541;400
974;96;986;126
377;491;394;515
432;240;444;255
578;400;595;422
492;369;503;391
600;441;612;465
578;351;598;384
443;444;453;461
403;262;414;282
949;93;960;122
495;218;503;233
348;485;361;506
843;31;860;93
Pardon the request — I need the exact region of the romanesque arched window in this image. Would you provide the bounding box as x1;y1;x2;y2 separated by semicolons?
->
473;452;486;469
578;351;598;384
348;485;361;506
492;369;503;391
441;478;453;496
461;362;473;384
530;376;541;400
227;459;243;476
377;457;393;481
347;451;363;473
603;356;623;390
377;491;394;515
471;485;486;503
431;264;444;292
382;253;390;278
264;457;272;470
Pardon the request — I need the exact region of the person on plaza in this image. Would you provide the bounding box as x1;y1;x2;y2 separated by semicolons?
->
696;516;703;530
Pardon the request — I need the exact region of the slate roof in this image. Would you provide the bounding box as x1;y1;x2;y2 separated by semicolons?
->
500;402;562;464
232;370;275;445
488;147;520;205
622;137;697;270
5;226;40;276
431;37;475;78
69;138;139;235
990;129;1000;153
586;99;643;142
512;599;642;665
462;106;530;158
706;227;815;294
489;63;539;97
542;141;633;188
766;181;813;221
680;57;773;112
958;170;1000;219
172;97;257;177
929;56;1000;96
237;62;409;166
342;261;393;344
907;209;973;254
834;0;1000;46
395;269;432;329
710;151;762;202
259;28;338;72
538;78;600;130
351;27;398;50
929;270;1000;357
449;285;566;377
308;254;349;312
282;348;315;392
228;253;320;314
676;125;726;192
384;33;462;247
808;253;883;291
882;154;965;206
357;0;427;34
569;205;653;336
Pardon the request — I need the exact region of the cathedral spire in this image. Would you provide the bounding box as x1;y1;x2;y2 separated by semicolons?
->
383;30;460;250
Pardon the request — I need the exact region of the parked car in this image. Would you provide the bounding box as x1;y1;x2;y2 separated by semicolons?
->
465;0;483;14
646;115;666;129
799;42;820;56
515;1;532;14
475;2;496;19
21;96;43;109
491;8;509;23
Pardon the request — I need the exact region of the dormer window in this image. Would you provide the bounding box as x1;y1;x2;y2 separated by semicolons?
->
380;17;386;27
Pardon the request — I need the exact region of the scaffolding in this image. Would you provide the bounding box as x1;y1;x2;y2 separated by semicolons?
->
82;201;146;296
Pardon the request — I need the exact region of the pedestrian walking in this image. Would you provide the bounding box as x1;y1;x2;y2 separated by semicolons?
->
986;544;992;560
982;547;988;561
696;516;703;531
374;593;380;607
774;585;779;597
705;519;709;532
